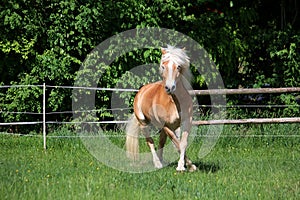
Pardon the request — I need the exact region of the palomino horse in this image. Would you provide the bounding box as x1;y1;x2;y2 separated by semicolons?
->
125;45;197;172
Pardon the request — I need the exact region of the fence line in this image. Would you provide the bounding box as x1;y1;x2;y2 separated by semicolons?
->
0;122;42;126
46;85;139;92
193;117;300;125
1;85;299;118
192;87;300;95
46;121;129;124
1;84;300;124
0;85;43;88
1;84;300;149
1;104;298;117
3;117;299;126
1;131;299;138
34;134;300;138
2;84;300;94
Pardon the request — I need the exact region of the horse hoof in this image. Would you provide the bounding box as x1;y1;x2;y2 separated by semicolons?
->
154;163;163;169
176;166;186;172
188;165;197;172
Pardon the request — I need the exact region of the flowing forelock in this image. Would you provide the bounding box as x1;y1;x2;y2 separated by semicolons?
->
160;45;192;83
161;45;190;69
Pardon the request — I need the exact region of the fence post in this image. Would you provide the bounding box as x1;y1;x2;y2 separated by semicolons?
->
43;83;46;150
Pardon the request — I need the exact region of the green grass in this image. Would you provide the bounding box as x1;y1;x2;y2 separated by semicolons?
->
0;124;299;199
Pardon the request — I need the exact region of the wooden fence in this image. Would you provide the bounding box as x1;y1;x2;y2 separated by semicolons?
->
1;84;300;126
1;84;300;149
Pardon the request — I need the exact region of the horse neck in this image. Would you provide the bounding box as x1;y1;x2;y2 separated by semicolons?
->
178;75;190;90
175;76;189;97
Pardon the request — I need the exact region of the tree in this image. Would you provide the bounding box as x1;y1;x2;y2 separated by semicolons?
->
0;0;299;132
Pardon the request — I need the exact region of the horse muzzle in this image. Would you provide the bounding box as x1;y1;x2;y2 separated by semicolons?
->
165;84;176;94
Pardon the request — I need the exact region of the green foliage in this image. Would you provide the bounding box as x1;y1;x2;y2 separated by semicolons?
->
1;78;42;123
0;0;299;132
269;41;300;87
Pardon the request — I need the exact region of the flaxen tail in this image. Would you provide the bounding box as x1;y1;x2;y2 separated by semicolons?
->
125;114;140;161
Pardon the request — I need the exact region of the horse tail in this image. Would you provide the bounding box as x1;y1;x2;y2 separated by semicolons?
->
125;114;140;161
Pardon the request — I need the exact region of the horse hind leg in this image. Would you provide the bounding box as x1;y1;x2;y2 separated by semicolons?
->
157;129;167;164
141;126;163;169
185;156;197;172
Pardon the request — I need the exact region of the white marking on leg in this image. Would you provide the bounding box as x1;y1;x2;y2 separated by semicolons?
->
142;126;163;169
148;143;163;169
176;131;188;171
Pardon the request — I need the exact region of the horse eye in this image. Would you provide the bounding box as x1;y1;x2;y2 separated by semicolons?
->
161;65;165;70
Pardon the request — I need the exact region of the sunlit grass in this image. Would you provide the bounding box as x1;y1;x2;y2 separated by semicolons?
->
0;124;299;199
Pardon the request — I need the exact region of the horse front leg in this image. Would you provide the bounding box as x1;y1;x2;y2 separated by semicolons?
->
162;127;187;171
141;126;163;169
177;131;188;171
163;126;197;172
179;131;197;172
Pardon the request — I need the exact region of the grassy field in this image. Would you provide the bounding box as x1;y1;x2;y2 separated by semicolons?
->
0;124;299;199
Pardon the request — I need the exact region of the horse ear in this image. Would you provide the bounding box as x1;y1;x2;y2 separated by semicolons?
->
161;47;167;55
182;47;186;50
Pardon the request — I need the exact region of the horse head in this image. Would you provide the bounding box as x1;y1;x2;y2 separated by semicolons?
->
160;45;190;94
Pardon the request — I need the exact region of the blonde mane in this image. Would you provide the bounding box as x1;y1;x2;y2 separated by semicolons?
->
160;45;193;87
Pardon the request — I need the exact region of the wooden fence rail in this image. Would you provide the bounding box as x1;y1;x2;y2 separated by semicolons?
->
191;87;300;95
193;117;300;125
1;85;300;149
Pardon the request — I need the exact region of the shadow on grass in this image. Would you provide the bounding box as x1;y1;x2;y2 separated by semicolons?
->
194;161;221;173
168;160;221;173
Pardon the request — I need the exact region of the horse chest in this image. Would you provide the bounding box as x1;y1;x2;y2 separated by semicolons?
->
134;82;187;128
151;95;181;126
167;95;181;123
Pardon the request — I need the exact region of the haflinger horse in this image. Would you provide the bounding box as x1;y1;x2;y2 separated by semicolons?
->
125;45;197;172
